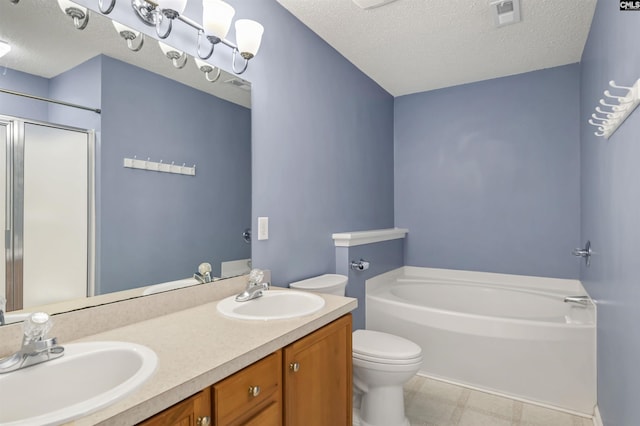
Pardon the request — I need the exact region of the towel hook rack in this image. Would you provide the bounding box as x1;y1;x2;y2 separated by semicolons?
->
589;79;640;139
123;156;196;176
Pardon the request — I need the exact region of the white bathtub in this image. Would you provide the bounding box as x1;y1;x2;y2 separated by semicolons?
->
366;267;596;416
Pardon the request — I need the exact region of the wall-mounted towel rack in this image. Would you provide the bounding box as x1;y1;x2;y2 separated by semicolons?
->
588;79;640;139
123;156;196;176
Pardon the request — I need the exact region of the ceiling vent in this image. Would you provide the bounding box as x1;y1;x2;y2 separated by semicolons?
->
352;0;399;10
490;0;521;27
224;78;251;91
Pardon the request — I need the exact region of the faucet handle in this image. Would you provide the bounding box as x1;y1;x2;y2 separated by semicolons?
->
248;268;264;285
23;312;53;344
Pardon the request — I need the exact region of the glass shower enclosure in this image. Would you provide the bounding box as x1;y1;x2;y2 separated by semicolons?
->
1;115;93;312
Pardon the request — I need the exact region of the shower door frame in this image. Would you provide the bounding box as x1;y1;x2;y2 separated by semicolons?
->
1;115;95;312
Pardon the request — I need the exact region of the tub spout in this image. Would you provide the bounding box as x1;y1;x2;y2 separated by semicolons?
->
563;295;590;306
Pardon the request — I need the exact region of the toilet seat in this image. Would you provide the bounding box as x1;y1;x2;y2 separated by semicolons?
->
353;330;422;365
353;351;422;365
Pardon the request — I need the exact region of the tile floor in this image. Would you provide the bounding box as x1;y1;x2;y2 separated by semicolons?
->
404;375;593;426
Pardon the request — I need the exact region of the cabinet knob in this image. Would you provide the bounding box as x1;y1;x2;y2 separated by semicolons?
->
248;385;261;397
197;416;211;426
289;362;300;373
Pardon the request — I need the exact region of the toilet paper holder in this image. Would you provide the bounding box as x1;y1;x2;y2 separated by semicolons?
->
350;259;370;271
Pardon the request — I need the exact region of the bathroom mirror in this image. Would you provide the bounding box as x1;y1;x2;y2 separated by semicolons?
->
0;0;251;320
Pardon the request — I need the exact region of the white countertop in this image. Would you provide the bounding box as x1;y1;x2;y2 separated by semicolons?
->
66;290;357;425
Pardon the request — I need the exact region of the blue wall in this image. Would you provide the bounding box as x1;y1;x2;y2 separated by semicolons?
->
74;1;395;288
49;55;102;132
335;239;404;330
395;65;581;279
0;68;49;121
245;3;395;286
0;59;100;130
580;3;640;425
98;56;251;293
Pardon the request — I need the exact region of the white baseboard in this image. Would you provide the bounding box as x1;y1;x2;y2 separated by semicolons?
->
416;372;593;418
592;405;603;426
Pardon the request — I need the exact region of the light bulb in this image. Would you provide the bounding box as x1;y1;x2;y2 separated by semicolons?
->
156;0;188;15
202;0;235;39
235;19;264;58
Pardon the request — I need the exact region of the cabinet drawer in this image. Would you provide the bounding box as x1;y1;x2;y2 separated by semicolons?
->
214;351;282;423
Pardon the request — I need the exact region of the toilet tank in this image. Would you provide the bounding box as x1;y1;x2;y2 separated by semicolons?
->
289;274;348;296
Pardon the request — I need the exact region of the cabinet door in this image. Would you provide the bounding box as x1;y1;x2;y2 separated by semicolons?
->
243;401;281;426
138;387;211;426
283;314;352;426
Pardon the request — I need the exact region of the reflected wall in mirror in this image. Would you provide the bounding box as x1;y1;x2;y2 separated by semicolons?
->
0;0;252;319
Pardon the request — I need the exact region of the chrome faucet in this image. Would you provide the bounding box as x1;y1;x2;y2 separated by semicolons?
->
0;312;64;374
193;262;213;284
235;268;269;302
563;295;591;306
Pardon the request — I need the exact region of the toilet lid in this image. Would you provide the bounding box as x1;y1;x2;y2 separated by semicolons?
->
352;330;422;361
289;274;347;291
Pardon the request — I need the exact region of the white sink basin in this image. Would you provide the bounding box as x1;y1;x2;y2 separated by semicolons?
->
217;290;325;320
141;277;201;295
0;341;158;426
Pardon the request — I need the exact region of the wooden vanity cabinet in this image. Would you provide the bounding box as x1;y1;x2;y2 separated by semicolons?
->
283;314;352;426
213;351;282;426
138;387;211;426
139;314;352;426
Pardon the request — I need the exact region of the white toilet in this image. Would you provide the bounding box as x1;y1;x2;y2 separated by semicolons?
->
289;274;423;426
288;273;350;296
352;329;422;426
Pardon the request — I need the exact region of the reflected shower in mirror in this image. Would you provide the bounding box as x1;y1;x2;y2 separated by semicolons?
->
0;0;252;318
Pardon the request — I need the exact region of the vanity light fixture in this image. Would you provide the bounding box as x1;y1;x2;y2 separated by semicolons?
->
100;0;264;75
0;41;11;59
154;0;188;39
158;41;188;69
197;0;235;60
57;0;90;30
195;58;222;82
112;21;145;52
232;19;263;74
99;0;116;15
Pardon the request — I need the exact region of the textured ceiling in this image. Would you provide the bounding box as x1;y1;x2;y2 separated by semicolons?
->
0;0;250;108
276;0;597;96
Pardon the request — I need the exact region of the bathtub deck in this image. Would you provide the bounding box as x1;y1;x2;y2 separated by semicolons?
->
404;375;593;426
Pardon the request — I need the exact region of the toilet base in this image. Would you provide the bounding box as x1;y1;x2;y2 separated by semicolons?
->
352;407;410;426
360;384;410;426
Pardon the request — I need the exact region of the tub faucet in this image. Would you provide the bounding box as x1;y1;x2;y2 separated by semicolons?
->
563;295;591;306
236;268;269;302
0;312;64;374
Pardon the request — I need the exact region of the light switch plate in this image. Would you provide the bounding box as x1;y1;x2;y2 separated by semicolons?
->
258;217;269;240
